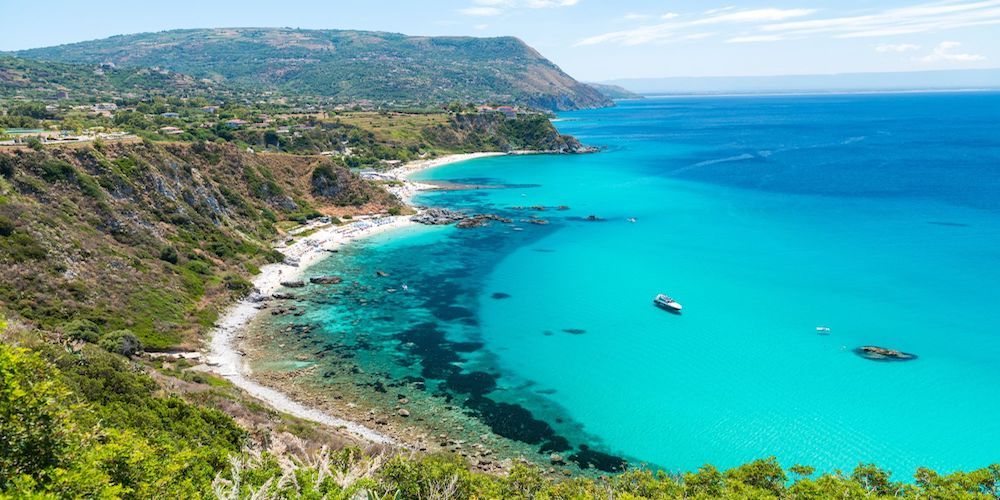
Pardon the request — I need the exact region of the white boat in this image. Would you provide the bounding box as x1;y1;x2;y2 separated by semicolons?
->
816;326;831;334
653;293;682;312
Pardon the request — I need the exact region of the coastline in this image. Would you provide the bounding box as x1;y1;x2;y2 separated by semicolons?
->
205;152;499;445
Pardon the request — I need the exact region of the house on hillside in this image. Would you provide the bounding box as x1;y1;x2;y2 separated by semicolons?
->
224;119;249;128
158;126;184;135
496;106;517;119
160;112;180;119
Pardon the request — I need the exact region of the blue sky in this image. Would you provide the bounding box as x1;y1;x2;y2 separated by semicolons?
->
1;0;998;81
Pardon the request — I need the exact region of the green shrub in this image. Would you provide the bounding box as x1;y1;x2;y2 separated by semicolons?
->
0;214;14;237
63;318;101;343
98;329;142;357
185;260;211;275
39;159;76;183
159;245;179;264
223;274;253;296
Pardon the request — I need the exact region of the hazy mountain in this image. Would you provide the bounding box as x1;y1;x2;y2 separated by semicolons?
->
604;68;1000;95
15;28;611;111
585;82;643;99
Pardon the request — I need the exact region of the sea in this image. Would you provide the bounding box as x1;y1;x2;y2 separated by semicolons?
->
255;91;1000;477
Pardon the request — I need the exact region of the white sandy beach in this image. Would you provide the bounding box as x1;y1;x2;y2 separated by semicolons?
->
206;152;495;444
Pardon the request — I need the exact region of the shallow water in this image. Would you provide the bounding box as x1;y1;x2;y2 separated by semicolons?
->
262;92;1000;476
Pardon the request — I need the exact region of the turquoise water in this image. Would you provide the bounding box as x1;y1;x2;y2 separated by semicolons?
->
287;92;1000;476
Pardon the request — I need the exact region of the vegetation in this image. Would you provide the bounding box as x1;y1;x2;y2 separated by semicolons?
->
14;28;612;111
0;55;227;102
1;329;998;500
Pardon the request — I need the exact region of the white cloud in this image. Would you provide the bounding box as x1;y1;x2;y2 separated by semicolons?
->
875;43;920;53
460;6;502;16
760;0;1000;39
461;0;578;16
920;41;987;62
661;12;680;20
690;8;816;25
727;34;787;43
624;13;652;20
475;24;490;30
575;8;814;46
577;0;1000;47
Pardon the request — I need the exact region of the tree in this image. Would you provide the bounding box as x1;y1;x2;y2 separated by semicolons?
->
98;329;142;357
0;344;78;488
852;463;898;496
725;457;787;496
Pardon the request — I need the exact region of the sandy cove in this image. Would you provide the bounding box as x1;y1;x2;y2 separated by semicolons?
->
206;152;498;445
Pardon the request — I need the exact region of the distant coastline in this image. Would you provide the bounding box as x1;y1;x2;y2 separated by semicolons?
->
641;87;1000;99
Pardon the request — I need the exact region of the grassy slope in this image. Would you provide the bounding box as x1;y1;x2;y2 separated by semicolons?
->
15;28;612;110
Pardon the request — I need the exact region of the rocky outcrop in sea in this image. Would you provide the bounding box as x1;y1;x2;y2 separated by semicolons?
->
411;208;512;228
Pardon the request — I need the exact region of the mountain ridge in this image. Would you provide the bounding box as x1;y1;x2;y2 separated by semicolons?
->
15;28;612;111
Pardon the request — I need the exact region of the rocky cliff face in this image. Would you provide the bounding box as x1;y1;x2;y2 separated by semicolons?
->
0;141;397;349
422;113;584;153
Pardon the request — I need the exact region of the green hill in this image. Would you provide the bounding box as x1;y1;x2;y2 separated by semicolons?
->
15;28;611;111
0;55;225;101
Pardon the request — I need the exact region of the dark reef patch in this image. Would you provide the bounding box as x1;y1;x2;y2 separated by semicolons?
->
928;221;970;227
464;395;564;446
446;371;498;396
562;328;586;335
539;435;571;454
451;341;484;353
491;292;512;299
569;444;628;473
395;322;462;379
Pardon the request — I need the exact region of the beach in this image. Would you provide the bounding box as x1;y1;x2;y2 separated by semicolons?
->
205;152;497;446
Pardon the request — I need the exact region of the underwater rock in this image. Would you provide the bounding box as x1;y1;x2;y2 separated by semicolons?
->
310;275;343;284
491;292;512;299
855;345;918;361
562;328;586;335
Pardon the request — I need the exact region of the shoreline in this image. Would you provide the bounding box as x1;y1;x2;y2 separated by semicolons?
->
205;152;499;445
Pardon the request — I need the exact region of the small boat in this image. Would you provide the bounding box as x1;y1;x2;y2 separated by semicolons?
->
653;293;682;313
816;326;831;335
627;217;637;223
401;283;409;292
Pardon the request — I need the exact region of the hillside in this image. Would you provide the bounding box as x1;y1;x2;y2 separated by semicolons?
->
0;55;226;101
16;28;612;111
0;141;398;350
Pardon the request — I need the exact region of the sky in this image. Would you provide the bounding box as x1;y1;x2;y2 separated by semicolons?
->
1;0;998;81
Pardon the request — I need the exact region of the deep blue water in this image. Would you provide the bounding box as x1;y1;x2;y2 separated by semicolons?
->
283;92;1000;477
